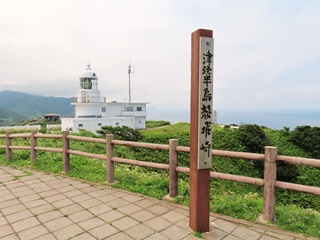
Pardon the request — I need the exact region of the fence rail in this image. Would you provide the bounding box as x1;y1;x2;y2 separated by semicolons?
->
1;130;320;222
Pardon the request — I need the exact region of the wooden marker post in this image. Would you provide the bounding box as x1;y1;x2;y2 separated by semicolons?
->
189;29;214;232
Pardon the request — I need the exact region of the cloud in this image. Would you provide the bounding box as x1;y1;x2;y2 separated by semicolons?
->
0;0;319;112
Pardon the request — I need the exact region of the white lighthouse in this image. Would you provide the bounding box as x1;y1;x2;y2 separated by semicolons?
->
61;63;148;133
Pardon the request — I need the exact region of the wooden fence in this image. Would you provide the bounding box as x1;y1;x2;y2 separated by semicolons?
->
1;130;320;222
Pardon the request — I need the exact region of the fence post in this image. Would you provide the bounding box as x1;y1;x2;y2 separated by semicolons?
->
263;146;277;221
106;134;114;183
169;139;179;198
30;131;37;165
5;132;12;162
62;131;70;173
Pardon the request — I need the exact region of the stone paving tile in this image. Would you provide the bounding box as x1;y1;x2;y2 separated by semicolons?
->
59;203;85;215
71;232;97;240
147;204;170;215
68;210;94;223
134;199;157;208
107;198;130;209
18;193;41;203
160;225;191;240
44;217;74;232
63;189;83;198
88;224;120;239
183;234;201;240
131;209;156;222
0;188;11;196
0;175;13;182
10;186;30;193
5;169;25;175
113;191;129;198
71;193;92;202
0;216;7;226
79;186;100;194
87;189;108;197
21;178;41;185
231;226;261;240
38;210;64;222
0;224;14;238
99;210;125;222
175;218;191;230
52;224;84;240
5;181;25;187
57;185;76;193
125;224;155;240
0;199;20;209
32;185;53;193
6;209;33;224
29;182;49;189
14;189;36;198
96;194;118;203
33;233;57;240
218;235;242;240
45;193;66;203
29;203;54;215
112;216;139;231
51;198;74;208
17;225;49;240
106;232;135;240
144;232;170;240
38;189;60;198
144;216;172;231
259;235;281;240
1;193;16;202
78;217;105;231
69;182;91;190
11;217;41;233
2;234;20;240
88;203;112;215
161;210;186;223
174;207;190;217
264;231;295;240
2;204;26;215
121;194;144;203
246;226;265;235
24;199;47;208
78;197;101;208
117;203;142;215
212;218;238;233
45;180;69;188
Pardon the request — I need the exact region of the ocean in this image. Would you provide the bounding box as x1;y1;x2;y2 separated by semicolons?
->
147;108;320;130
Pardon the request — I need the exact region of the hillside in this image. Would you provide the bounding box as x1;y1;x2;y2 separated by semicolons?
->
0;106;26;126
0;90;74;126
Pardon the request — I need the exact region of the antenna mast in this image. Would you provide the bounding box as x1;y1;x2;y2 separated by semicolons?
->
128;62;134;103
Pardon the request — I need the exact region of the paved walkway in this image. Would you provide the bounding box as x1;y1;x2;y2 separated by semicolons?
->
0;166;317;240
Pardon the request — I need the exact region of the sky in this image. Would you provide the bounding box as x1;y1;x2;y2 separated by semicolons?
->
1;0;320;117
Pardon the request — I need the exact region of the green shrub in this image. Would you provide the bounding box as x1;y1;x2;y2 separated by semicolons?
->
146;120;171;128
289;125;320;159
96;126;142;141
237;124;271;153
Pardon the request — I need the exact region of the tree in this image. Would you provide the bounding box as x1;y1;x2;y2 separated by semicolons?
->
289;125;320;159
237;124;271;153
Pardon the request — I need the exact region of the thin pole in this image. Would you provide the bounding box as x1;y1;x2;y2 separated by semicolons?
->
128;64;131;103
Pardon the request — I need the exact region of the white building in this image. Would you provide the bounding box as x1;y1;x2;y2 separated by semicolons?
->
61;63;148;133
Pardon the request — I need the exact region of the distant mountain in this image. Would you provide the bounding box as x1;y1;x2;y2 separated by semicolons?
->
0;90;74;126
0;105;26;126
